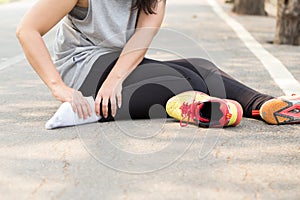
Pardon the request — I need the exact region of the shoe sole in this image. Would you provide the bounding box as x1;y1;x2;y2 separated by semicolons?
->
260;99;300;125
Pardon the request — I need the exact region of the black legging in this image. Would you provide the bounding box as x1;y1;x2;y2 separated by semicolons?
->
79;51;274;121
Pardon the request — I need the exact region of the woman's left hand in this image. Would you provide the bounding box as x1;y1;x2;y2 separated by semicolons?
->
95;78;123;118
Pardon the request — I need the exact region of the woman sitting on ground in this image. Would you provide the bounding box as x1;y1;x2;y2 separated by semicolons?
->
16;0;300;129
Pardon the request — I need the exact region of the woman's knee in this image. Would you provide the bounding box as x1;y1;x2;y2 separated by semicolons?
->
184;58;220;79
186;58;218;71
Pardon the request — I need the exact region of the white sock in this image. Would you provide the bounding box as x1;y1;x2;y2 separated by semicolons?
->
45;96;101;129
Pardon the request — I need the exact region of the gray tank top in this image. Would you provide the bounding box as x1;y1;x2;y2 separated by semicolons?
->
53;0;138;90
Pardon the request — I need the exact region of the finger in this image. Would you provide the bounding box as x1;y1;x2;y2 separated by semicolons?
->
76;103;84;119
110;96;117;117
80;100;89;119
84;97;92;117
71;102;77;113
117;93;122;108
102;97;109;118
95;96;101;116
70;91;78;112
72;90;80;109
87;100;93;117
75;91;87;119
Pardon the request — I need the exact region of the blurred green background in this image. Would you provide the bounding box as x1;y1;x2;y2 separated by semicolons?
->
0;0;11;3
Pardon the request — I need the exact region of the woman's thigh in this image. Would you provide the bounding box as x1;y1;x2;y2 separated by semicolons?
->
116;58;209;119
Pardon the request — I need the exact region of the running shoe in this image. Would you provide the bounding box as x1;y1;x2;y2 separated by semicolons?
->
166;91;243;128
260;94;300;125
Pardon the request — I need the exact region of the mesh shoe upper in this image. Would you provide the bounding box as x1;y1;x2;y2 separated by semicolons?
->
166;91;243;128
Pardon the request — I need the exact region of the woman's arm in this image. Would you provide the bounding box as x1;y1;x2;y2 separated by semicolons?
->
16;0;92;118
95;0;166;118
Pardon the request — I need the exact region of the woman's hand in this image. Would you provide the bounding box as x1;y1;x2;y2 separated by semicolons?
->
95;78;123;118
51;84;92;119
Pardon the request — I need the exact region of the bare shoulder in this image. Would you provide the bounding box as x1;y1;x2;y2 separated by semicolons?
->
76;0;89;8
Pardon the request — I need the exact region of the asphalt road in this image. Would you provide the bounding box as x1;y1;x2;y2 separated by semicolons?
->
0;0;299;199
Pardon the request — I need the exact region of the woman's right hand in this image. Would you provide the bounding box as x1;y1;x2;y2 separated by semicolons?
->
51;84;92;119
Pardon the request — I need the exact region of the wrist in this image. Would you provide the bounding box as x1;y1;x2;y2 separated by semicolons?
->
49;79;67;95
107;72;125;84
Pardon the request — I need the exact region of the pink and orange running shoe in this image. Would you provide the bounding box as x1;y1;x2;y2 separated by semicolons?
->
260;94;300;125
166;91;243;128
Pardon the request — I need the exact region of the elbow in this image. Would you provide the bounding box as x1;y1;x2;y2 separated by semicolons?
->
16;25;37;42
16;25;26;41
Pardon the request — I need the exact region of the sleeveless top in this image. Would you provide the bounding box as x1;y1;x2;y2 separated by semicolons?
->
53;0;138;90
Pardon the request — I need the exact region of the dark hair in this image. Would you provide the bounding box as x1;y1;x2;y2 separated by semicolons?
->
133;0;159;15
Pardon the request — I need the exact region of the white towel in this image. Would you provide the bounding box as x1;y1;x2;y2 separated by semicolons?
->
45;96;101;129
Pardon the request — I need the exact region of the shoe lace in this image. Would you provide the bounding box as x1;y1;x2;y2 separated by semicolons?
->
179;95;209;127
179;99;233;128
179;103;197;127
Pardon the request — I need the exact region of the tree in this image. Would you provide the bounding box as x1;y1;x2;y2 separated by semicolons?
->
274;0;300;45
233;0;266;15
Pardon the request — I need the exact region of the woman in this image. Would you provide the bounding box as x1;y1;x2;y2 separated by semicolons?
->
16;0;300;129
